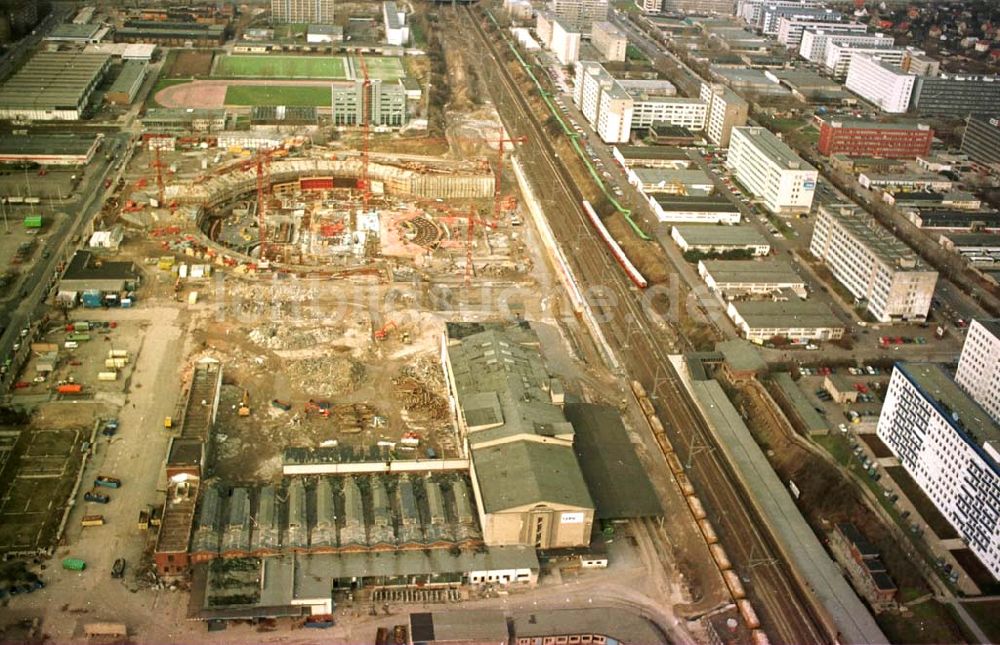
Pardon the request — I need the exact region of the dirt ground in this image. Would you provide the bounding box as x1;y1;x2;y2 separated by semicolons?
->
165;51;215;78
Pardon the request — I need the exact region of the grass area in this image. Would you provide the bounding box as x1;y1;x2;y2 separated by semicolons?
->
351;55;406;81
625;44;648;62
409;18;427;48
962;600;1000;643
801;126;820;144
769;117;806;131
814;433;852;466
877;599;968;645
214;54;348;79
272;23;309;39
224;85;331;107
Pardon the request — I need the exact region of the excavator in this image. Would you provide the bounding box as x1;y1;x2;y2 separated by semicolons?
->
238;390;251;417
374;321;411;343
304;399;331;418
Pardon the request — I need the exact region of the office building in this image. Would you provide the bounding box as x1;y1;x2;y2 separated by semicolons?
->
537;12;581;65
332;79;407;128
901;47;940;77
699;259;807;298
817;118;932;159
663;0;736;13
700;82;749;147
0;51;111;121
575;61;703;142
383;1;409;46
877;362;1000;580
550;0;607;31
591;21;628;62
824;39;903;79
961;117;1000;174
648;194;741;224
738;0;823;30
636;0;662;13
105;60;148;105
443;323;595;549
844;54;916;114
809;205;937;322
727;126;817;216
760;4;835;36
271;0;335;23
776;14;847;48
956;319;1000;425
798;27;884;63
912;74;1000;118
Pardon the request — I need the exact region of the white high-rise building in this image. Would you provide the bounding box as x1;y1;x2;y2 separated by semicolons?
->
591;21;628;62
956;319;1000;425
271;0;335;23
737;0;824;31
537;12;581;65
877;362;1000;581
727;126;817;216
760;4;835;35
382;2;409;46
809;204;937;322
845;54;916;114
700;81;749;147
776;13;845;47
636;0;662;13
550;0;608;31
824;39;903;79
798;27;884;63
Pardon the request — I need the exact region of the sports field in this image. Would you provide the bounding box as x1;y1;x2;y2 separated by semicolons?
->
214;55;349;79
352;55;406;81
224;85;332;107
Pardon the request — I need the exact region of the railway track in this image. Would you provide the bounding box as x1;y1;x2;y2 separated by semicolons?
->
460;6;829;644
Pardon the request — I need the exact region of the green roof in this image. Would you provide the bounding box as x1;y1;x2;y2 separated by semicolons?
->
716;339;767;373
472;441;593;513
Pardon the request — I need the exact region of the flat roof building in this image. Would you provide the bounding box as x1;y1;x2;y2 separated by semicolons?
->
650;194;741;224
816;118;932;159
115;21;226;46
877;362;1000;580
798;28;887;64
727;299;845;342
332;79;407;128
810;204;937;322
844;55;916;114
106;60;149;105
0;134;102;166
671;224;771;256
383;1;409;46
142;108;231;132
912;74;1000;118
961;116;1000;175
823;38;902;80
0;51;111;121
727;126;817;216
306;24;344;43
700;82;749;148
699;258;807;298
611;145;691;168
956;319;1000;426
777;14;849;48
44;22;109;44
590;21;627;62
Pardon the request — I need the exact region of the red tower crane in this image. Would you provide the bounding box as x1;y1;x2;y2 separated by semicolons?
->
151;144;166;208
492;128;527;222
465;207;495;287
356;50;372;209
256;148;274;261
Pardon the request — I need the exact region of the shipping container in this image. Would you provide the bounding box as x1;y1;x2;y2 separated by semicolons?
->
108;349;129;358
738;599;761;630
66;333;90;341
62;558;86;571
73;322;91;332
84;490;110;503
105;358;128;369
95;476;122;489
98;371;118;381
57;384;83;394
81;515;105;527
23;215;42;228
84;624;126;638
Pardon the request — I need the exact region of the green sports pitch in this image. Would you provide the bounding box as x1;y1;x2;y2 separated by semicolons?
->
224;85;331;107
214;55;348;79
351;55;406;81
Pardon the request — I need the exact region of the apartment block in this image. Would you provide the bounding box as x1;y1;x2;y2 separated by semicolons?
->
727;126;817;216
537;12;581;65
798;27;884;63
760;4;835;35
271;0;335;23
809;204;937;322
844;54;916;114
824;39;903;79
817;118;932;158
961;117;1000;174
700;82;749;147
331;79;407;128
636;0;662;13
913;74;1000;117
956;319;1000;425
901;47;940;77
550;0;607;31
776;13;846;48
382;1;409;46
591;21;628;62
877;362;1000;580
575;62;702;142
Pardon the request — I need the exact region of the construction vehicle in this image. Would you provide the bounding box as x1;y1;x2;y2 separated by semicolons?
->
95;476;122;489
271;399;292;411
84;490;110;504
305;399;331;418
374;321;397;341
238;390;251;417
163;416;173;429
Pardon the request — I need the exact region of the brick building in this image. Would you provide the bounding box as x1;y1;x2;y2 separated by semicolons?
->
817;119;933;158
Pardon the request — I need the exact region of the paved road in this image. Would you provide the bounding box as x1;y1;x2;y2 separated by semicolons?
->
465;9;829;644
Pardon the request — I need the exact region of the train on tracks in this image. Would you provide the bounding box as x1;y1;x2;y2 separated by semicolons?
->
582;200;648;289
